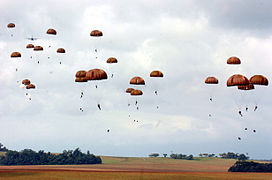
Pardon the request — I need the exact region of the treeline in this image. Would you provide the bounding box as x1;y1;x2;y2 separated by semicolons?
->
219;152;249;160
0;148;101;165
0;143;8;152
229;161;272;172
170;153;194;160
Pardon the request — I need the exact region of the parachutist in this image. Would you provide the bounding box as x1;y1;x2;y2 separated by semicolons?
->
97;104;101;110
253;130;256;133
254;106;258;111
49;45;51;48
209;114;211;117
128;115;130;117
11;34;13;37
136;107;139;110
238;111;243;117
128;103;130;106
30;56;32;59
59;61;61;64
245;128;247;130
155;91;158;95
96;56;98;59
95;49;97;53
107;129;110;132
135;101;138;105
48;57;50;59
38;61;40;64
95;85;98;88
15;68;18;72
26;93;28;96
111;74;114;78
209;98;212;101
157;106;159;109
246;107;248;111
238;137;241;140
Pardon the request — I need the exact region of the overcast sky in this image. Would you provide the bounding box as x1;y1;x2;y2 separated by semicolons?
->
1;0;272;159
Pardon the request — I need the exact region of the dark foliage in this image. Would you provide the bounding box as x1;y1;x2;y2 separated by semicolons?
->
0;148;101;165
149;153;159;157
229;161;272;172
0;143;8;152
219;152;249;160
170;153;194;160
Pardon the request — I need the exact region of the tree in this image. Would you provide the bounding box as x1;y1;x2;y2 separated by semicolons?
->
163;154;167;157
238;154;249;161
149;153;159;157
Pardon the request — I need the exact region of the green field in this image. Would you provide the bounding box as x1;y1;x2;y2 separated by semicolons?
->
0;156;271;180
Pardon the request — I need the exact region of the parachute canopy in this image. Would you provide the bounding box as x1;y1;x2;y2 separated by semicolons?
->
205;76;218;84
26;84;35;89
57;48;65;53
130;89;143;96
86;69;107;80
7;23;15;28
130;76;145;85
26;44;34;48
22;79;31;85
227;74;249;87
106;57;118;63
11;52;21;58
75;77;88;82
126;88;134;93
90;30;103;37
249;75;268;86
238;83;254;90
227;56;241;65
150;70;163;77
75;70;87;78
33;46;43;51
47;28;57;35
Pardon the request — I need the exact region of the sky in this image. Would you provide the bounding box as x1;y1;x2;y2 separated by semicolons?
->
0;0;272;159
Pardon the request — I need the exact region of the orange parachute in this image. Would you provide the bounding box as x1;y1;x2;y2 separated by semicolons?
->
227;74;249;87
238;83;254;90
10;52;21;58
86;69;107;80
126;88;134;93
75;70;87;82
249;75;268;86
57;48;65;53
47;28;57;35
26;84;35;89
130;76;145;85
106;57;118;63
205;76;218;84
7;23;15;28
26;44;34;48
227;56;241;65
22;79;31;85
33;46;43;51
150;70;163;77
90;30;103;37
130;89;143;96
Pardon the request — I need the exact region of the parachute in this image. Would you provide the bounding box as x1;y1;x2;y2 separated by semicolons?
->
249;75;268;86
33;46;43;51
130;76;145;85
46;28;57;35
150;70;163;77
227;74;249;87
227;56;241;65
7;23;15;28
106;57;117;63
57;48;65;53
10;52;21;58
205;77;218;84
26;44;34;49
22;79;31;85
126;88;134;93
26;84;35;89
75;70;88;83
238;84;254;90
130;89;143;96
90;30;103;37
86;69;107;80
